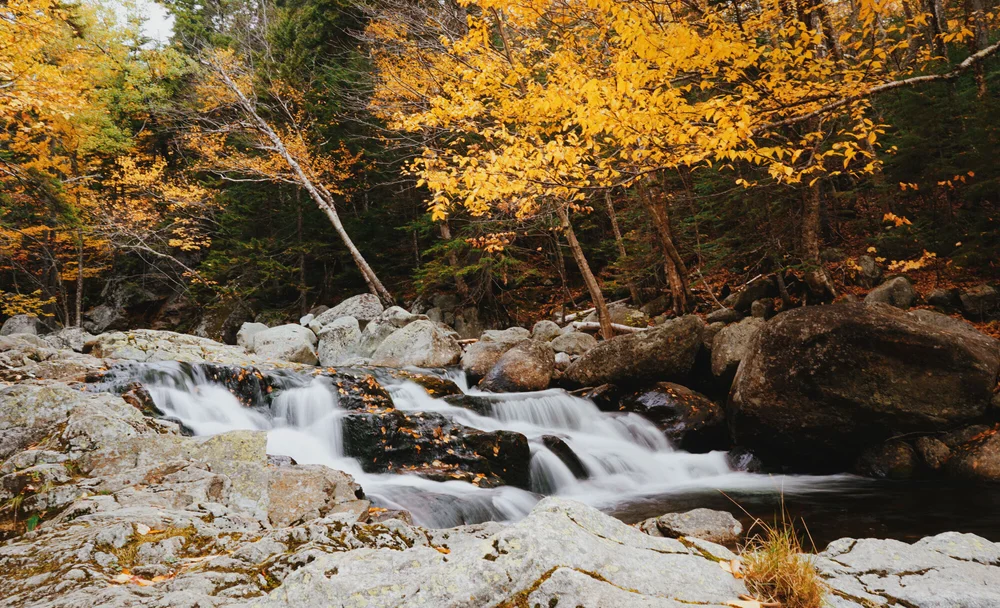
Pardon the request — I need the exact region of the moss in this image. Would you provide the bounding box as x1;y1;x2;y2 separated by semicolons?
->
97;525;197;569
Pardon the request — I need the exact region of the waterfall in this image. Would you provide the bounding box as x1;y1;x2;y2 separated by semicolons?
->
108;362;787;528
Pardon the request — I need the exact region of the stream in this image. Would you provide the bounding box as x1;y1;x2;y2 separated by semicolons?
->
101;362;1000;544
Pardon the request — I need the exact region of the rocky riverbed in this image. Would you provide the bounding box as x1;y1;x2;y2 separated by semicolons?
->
3;286;1000;606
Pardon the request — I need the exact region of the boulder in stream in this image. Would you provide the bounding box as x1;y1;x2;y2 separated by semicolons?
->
371;320;461;368
618;383;726;452
478;339;555;393
637;508;743;545
250;324;319;365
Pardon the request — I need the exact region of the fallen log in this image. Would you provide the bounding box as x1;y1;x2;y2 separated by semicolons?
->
570;321;648;334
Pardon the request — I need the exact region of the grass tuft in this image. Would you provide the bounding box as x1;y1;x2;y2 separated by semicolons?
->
741;519;826;608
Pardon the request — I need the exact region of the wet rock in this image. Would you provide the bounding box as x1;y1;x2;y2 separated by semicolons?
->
461;340;511;381
541;435;587;479
618;383;726;452
569;383;621;412
563;315;704;388
317;316;362;367
710;317;765;378
250;324;318;365
638;508;743;545
729;303;1000;469
864;275;917;309
267;464;367;528
550;331;598;356
479;340;555;393
371;320;462;368
1;314;44;336
236;322;268;350
914;436;951;471
945;427;1000;481
120;383;162;416
307;294;384;334
530;320;561;342
341;410;530;489
855;441;918;479
960;284;999;320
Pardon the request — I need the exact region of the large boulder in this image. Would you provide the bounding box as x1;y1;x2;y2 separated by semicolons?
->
0;314;44;336
43;327;94;353
864;275;917;309
236;322;269;350
481;326;531;345
192;299;253;344
90;329;257;365
461;340;511;381
710;317;766;379
308;294;384;334
317;316;363;367
371;320;461;368
563;315;704;388
618;383;726;452
81;303;127;334
531;320;562;342
550;331;598;356
729;303;1000;468
479;339;555;393
354;306;427;357
251;324;318;365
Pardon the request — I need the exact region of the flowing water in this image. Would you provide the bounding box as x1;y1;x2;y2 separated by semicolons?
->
107;361;860;529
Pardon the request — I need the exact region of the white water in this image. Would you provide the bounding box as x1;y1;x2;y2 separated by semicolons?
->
134;363;834;527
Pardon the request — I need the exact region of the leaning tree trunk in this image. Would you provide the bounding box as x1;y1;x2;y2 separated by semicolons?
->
211;60;394;306
637;180;692;314
556;205;614;340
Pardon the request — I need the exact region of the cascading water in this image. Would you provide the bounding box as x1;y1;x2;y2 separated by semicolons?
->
101;362;823;528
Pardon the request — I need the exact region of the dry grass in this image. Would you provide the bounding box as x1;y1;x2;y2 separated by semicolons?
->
100;525;197;569
740;519;826;608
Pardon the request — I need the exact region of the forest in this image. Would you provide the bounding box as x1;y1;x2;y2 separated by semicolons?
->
4;0;1000;337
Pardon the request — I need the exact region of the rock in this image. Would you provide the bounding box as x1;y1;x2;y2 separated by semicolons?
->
554;351;571;370
298;313;314;325
307;294;384;334
640;295;670;318
550;331;598;356
309;304;329;316
250;324;318;365
750;298;773;319
710;317;765;378
0;314;44;336
914;436;951;471
570;383;621;412
729;303;1000;468
618;383;726;452
564;315;704;388
530;320;561;342
81;303;127;333
855;441;918;479
452;306;485;340
267;464;367;528
44;327;94;352
251;498;749;608
236;322;269;350
856;255;883;287
702;321;725;351
731;276;777;312
90;329;258;365
193;299;254;345
960;284;999;320
0;334;104;381
927;287;961;311
355;306;427;358
461;340;510;380
638;508;743;545
371;320;461;368
705;307;742;324
945;428;1000;481
316;316;362;367
481;326;531;345
479;339;555;393
541;435;587;479
585;301;649;327
815;532;1000;608
864;275;917;309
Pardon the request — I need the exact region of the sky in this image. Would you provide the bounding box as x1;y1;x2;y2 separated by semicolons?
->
102;0;176;44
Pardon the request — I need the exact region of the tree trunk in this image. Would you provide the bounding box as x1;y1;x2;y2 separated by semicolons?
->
803;181;823;263
296;194;308;316
75;228;84;327
637;180;692;314
556;205;613;341
210;59;394;306
604;190;641;305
